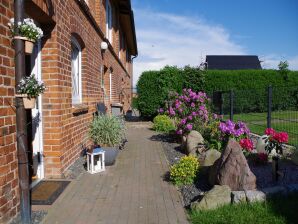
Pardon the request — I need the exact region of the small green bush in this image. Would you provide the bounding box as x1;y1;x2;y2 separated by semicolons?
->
89;114;125;146
170;155;199;186
153;115;175;133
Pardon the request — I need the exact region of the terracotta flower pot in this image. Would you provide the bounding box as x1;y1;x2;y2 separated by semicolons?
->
15;94;36;109
13;36;35;54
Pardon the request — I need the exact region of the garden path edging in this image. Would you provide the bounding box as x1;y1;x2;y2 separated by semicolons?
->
231;184;298;204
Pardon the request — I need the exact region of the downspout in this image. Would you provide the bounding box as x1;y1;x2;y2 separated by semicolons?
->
14;0;31;223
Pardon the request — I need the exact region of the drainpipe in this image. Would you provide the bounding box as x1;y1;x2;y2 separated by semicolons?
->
14;0;31;223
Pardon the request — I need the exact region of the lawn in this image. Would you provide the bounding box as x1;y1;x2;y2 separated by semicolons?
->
190;193;298;224
229;110;298;147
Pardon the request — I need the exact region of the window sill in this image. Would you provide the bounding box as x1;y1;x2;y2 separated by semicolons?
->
72;104;89;115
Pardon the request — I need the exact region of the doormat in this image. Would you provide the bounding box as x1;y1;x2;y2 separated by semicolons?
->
31;180;70;205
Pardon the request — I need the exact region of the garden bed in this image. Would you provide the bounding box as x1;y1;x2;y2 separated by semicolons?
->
159;133;298;207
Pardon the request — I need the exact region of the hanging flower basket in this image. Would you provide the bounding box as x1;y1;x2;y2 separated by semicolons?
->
15;94;36;109
13;36;35;54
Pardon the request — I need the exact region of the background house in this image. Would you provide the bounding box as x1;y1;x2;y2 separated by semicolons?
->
0;0;137;222
205;55;262;70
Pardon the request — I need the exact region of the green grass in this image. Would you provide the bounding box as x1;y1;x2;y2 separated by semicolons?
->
190;193;298;224
228;110;298;147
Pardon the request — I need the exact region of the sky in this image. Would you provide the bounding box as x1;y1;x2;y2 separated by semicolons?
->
131;0;298;87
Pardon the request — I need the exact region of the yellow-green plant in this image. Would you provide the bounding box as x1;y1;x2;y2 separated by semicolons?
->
170;155;199;186
153;115;175;133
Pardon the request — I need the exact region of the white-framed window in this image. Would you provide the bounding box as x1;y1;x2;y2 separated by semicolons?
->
71;37;82;105
109;72;112;100
106;0;113;43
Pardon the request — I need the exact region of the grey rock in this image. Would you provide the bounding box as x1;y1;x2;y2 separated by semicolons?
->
191;185;231;211
231;191;246;204
209;139;256;191
262;186;287;197
286;184;298;193
202;149;221;167
186;131;204;155
245;190;266;203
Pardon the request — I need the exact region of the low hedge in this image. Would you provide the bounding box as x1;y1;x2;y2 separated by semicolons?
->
136;67;298;117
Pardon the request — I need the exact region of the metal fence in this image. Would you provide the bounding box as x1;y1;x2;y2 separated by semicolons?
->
211;86;298;147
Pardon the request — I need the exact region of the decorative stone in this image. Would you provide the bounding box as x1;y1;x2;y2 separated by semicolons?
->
256;135;268;153
191;185;231;211
209;139;256;191
231;191;246;204
186;131;204;155
286;184;298;193
202;149;221;167
245;190;266;203
262;186;286;197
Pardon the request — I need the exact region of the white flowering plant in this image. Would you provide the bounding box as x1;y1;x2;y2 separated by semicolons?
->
8;18;43;42
17;74;45;98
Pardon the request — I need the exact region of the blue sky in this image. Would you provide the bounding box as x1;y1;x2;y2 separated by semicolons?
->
131;0;298;86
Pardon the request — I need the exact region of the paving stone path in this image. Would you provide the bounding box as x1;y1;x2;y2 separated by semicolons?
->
42;122;189;224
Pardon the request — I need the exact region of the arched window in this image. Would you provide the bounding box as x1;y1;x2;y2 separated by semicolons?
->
71;37;82;105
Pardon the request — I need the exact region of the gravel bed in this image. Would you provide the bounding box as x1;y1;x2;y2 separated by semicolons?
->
10;211;47;224
159;133;298;207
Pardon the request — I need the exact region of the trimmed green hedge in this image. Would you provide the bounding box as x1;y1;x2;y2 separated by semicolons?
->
136;67;298;117
136;66;183;118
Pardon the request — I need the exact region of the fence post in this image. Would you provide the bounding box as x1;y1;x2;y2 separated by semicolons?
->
267;85;272;128
229;90;234;121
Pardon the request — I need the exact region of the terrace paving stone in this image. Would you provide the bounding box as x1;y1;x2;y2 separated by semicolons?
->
42;122;189;224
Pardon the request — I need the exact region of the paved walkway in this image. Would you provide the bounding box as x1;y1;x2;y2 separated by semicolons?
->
42;122;189;224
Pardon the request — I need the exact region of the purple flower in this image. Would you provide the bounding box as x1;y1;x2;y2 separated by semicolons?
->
158;108;164;113
192;112;197;116
180;118;187;125
176;129;183;135
188;115;193;120
186;124;193;131
191;102;195;108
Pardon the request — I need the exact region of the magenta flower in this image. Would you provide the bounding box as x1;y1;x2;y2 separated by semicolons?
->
186;124;193;131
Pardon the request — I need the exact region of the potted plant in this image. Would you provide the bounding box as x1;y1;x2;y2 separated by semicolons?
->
89;114;125;165
16;74;46;109
8;18;43;54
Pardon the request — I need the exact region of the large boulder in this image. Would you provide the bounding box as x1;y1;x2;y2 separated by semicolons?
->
209;139;256;191
191;185;231;211
186;130;204;155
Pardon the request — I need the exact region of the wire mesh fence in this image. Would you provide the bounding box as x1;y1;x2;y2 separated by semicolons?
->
211;86;298;147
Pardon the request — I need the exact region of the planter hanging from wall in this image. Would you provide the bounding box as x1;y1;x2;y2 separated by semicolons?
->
15;94;36;109
13;36;35;54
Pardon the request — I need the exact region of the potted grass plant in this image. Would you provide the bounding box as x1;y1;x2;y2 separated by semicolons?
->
16;74;45;109
89;114;125;165
8;18;43;54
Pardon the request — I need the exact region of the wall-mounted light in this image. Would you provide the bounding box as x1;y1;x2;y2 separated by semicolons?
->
101;41;108;51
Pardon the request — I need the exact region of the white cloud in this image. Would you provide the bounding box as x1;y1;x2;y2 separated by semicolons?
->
132;8;298;87
132;9;246;87
260;55;298;70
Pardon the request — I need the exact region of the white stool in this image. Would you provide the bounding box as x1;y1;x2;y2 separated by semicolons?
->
87;148;105;174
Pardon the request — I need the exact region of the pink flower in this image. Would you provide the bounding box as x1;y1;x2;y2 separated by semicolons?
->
265;128;275;136
273;132;288;143
239;138;253;152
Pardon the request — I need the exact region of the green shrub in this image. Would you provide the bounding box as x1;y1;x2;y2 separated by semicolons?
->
136;66;183;118
89;114;125;146
170;155;199;186
182;65;206;92
153;115;175;133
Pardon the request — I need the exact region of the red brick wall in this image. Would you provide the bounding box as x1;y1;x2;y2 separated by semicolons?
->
0;1;19;223
0;0;135;222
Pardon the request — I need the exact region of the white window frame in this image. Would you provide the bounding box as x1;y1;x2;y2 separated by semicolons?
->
106;0;113;43
71;37;82;105
109;72;112;100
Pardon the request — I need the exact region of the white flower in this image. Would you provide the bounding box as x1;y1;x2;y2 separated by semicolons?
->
17;21;22;26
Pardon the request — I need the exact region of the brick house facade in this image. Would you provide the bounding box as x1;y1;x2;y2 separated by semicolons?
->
0;0;137;222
